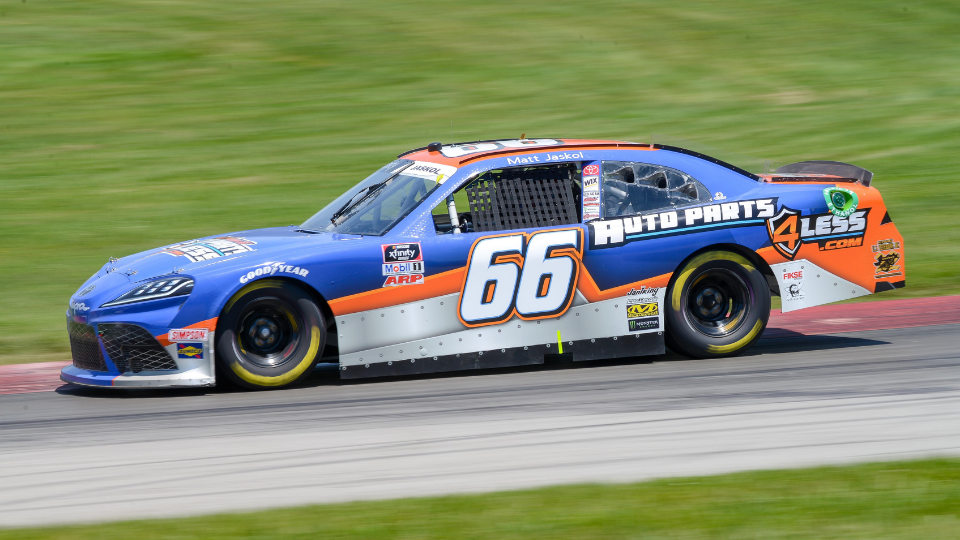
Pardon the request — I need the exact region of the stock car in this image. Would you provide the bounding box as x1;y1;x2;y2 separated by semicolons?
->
62;139;906;389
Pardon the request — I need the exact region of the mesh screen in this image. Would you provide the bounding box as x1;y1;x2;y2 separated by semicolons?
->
100;323;178;373
466;167;579;232
68;321;108;372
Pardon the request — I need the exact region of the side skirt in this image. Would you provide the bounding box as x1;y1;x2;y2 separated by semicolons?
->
340;332;663;379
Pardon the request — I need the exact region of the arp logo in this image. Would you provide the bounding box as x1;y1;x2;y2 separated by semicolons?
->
767;207;802;259
383;274;424;287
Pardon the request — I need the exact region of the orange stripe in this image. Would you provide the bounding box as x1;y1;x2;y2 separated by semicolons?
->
329;267;465;315
577;265;672;302
155;317;218;347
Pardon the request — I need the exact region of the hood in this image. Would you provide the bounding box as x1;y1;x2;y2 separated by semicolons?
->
69;227;368;310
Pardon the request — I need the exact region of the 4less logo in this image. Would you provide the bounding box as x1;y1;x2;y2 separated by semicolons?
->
767;206;869;260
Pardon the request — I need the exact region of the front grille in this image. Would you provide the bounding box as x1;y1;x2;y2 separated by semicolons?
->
99;323;178;372
68;321;108;371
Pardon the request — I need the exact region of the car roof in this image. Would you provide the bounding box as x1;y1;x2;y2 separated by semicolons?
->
399;139;759;180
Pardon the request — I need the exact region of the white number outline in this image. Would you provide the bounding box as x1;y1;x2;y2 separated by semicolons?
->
458;228;583;328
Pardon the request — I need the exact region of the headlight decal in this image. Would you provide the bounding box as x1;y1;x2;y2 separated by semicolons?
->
100;277;195;307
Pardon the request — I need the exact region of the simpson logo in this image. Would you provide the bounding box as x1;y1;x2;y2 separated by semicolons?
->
628;316;659;332
383;243;422;263
459;228;582;327
382;261;424;275
383;274;424;287
590;198;777;249
177;343;204;360
583;164;600;176
767;206;869;260
162;237;256;263
169;329;209;342
626;303;658;317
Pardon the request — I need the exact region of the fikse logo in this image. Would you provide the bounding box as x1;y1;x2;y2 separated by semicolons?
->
458;229;583;327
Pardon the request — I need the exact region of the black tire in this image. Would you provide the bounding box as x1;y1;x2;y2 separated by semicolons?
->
216;279;325;389
665;251;770;358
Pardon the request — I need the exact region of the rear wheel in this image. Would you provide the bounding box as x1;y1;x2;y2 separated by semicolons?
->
216;279;325;389
665;251;770;358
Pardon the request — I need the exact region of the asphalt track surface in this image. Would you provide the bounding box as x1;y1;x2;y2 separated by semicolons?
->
1;318;959;526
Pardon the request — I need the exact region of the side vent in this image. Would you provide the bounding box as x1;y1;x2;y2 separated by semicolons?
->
881;211;893;225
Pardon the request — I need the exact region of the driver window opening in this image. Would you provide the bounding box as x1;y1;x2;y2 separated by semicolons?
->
433;163;582;234
601;161;712;218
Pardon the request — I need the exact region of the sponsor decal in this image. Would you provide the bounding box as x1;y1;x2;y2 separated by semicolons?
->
439;139;563;158
626;302;659;318
783;270;803;281
582;175;599;190
824;187;859;218
785;281;805;301
583;164;600;176
628;316;659;332
169;328;209;342
627;286;661;303
383;243;422;263
767;206;869;260
177;343;204;360
590;198;777;249
382;243;424;286
582;195;600;203
383;274;424;287
404;161;458;184
70;302;90;312
459;228;582;327
239;262;309;284
714;192;726;200
162;237;256;263
872;238;901;252
382;261;424;275
78;284;96;296
872;238;903;279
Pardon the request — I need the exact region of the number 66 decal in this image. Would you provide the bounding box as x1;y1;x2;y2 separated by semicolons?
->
458;228;583;327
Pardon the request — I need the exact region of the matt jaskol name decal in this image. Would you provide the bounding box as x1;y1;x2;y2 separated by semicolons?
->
589;198;778;249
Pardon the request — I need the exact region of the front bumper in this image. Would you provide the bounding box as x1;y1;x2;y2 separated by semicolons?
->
62;314;216;389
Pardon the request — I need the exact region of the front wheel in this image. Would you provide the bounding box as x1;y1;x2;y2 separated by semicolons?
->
665;251;770;358
216;279;326;389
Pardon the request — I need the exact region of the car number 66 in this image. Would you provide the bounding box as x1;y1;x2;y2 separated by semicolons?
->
458;228;583;327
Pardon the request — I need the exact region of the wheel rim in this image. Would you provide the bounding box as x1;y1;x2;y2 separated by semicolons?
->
683;268;752;338
235;297;302;368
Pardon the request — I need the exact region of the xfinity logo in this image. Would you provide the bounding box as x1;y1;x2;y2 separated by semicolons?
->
382;242;423;263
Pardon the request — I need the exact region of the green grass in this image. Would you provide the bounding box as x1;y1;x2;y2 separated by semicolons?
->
2;0;959;364
3;459;959;538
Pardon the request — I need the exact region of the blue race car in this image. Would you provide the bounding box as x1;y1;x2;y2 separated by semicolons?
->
63;138;906;389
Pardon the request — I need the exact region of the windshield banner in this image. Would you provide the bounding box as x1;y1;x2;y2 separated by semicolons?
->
404;161;458;184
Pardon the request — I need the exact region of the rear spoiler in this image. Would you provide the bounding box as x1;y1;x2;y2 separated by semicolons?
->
774;161;873;187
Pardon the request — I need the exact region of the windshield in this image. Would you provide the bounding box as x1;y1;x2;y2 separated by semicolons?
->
301;159;453;236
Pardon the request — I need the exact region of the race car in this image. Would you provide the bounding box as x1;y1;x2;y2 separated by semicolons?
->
62;138;906;389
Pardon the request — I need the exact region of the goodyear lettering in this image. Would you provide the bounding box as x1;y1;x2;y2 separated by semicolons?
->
240;262;309;284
